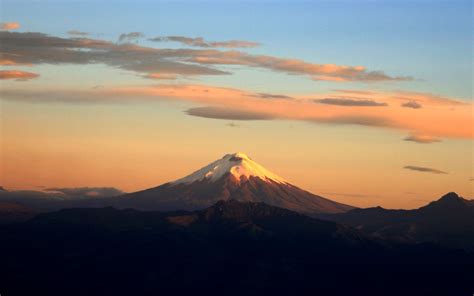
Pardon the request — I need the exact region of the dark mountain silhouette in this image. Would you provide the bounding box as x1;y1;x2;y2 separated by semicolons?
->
0;200;472;296
0;201;37;224
320;192;474;250
112;152;354;214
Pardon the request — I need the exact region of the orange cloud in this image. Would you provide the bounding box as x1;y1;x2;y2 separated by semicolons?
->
0;22;20;30
187;53;411;82
404;134;442;144
2;84;471;139
0;70;39;80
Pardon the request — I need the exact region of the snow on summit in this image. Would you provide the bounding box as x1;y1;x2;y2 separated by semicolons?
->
171;152;287;185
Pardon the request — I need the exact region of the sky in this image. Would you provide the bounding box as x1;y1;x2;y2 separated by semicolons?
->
0;0;472;209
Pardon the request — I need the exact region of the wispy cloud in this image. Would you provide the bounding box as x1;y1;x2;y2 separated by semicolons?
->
0;70;39;81
314;98;388;107
187;53;411;82
186;106;274;120
404;134;441;144
149;36;260;48
44;187;124;198
226;122;240;128
403;165;448;175
2;84;472;139
248;93;294;100
0;22;20;30
0;31;410;82
144;73;178;80
67;30;89;36
401;101;422;109
118;32;144;43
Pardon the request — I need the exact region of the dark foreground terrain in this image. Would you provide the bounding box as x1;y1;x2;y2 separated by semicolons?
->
0;200;473;296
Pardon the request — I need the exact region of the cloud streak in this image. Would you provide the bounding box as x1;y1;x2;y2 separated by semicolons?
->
67;30;89;36
44;187;124;198
149;36;260;48
403;165;448;175
0;70;39;80
404;134;441;144
401;101;422;109
314;98;388;107
1;84;471;139
144;73;178;80
0;22;20;30
118;32;144;43
186;106;274;120
0;31;410;82
248;93;294;100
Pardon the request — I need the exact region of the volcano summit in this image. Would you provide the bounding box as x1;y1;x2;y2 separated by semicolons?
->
114;153;355;214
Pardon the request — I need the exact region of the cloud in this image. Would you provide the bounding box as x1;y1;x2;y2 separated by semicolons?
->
404;134;441;144
186;106;274;120
0;70;39;80
403;165;448;175
0;59;31;66
248;93;293;100
67;30;89;36
314;98;388;107
144;73;178;80
44;187;124;198
118;32;144;43
187;53;411;82
0;22;20;30
393;91;467;106
149;36;260;48
401;101;422;109
0;31;411;82
312;115;393;127
0;31;226;76
2;84;472;140
226;122;240;128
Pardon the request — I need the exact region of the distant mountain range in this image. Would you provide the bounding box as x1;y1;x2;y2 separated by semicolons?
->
319;192;474;250
1;153;473;295
320;192;474;250
1;200;472;296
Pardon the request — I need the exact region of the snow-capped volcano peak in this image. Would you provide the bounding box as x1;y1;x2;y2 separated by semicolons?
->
171;152;287;185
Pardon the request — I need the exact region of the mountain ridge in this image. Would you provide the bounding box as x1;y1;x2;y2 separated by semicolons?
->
320;192;474;250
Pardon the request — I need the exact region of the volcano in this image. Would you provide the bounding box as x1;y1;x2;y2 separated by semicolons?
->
114;152;354;214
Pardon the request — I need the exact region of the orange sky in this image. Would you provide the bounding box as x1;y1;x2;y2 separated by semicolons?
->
0;11;473;209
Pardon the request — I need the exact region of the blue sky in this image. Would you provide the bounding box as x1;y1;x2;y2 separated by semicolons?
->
3;0;472;98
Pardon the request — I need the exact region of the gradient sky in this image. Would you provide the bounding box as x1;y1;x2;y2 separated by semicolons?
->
1;0;472;209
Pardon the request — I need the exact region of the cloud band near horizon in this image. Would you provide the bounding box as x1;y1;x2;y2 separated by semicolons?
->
1;84;471;140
